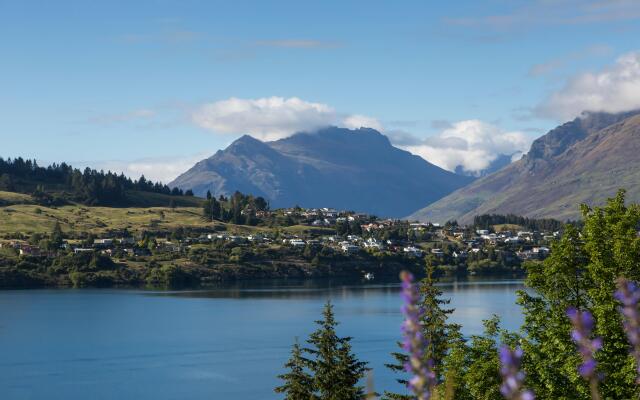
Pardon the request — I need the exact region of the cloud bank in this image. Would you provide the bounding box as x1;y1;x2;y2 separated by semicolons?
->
399;120;530;174
537;51;640;120
191;96;382;141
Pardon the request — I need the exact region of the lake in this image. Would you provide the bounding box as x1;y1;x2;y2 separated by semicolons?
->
0;278;525;399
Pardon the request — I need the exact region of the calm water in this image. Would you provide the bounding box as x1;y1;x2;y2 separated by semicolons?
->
0;278;525;400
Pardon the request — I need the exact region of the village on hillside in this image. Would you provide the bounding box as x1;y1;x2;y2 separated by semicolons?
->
0;204;561;288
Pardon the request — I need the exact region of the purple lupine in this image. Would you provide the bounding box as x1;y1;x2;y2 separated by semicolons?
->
400;271;435;400
499;345;535;400
615;278;640;383
567;307;602;400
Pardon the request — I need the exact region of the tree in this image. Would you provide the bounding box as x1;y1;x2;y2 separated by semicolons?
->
0;173;15;191
306;301;368;400
275;339;316;399
384;261;460;399
50;222;64;251
519;190;640;399
206;190;212;200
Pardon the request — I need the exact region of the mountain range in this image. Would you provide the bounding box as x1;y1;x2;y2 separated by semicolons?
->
169;127;473;217
409;110;640;223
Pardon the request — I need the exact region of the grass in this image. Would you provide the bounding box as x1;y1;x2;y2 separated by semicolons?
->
0;191;33;205
0;204;213;235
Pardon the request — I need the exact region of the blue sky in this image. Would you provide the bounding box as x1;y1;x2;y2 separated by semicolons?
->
2;0;640;181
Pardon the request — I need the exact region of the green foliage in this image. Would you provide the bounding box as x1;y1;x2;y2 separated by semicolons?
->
202;190;268;225
519;189;640;399
384;261;460;400
473;213;566;232
303;301;368;399
0;156;191;206
275;339;315;399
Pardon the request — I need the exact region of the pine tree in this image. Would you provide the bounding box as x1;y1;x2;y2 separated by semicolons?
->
50;221;64;250
333;339;368;400
306;301;368;400
519;190;640;399
275;339;316;399
383;260;460;400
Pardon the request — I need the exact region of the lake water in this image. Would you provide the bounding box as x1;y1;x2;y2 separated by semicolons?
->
0;278;525;399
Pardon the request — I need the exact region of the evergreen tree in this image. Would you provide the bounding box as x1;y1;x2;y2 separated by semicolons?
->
50;222;64;250
519;190;640;399
275;339;316;399
384;260;460;399
306;301;368;400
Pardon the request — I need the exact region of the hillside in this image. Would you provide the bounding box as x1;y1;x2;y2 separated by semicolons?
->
0;158;202;208
170;127;473;218
409;110;640;223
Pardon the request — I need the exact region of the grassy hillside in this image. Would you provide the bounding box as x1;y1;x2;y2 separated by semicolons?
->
0;191;338;236
0;204;208;235
0;191;33;205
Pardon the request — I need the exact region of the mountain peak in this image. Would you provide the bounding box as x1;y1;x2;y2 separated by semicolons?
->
170;126;471;217
410;109;640;223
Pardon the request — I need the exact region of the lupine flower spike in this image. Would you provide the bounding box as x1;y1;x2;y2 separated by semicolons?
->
400;271;435;400
499;345;535;400
615;278;640;383
567;307;602;400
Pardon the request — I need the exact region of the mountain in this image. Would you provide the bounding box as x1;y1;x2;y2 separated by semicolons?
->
170;127;473;217
408;110;640;223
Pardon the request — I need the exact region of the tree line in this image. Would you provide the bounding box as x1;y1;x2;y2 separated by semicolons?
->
202;190;268;225
473;213;566;232
0;157;193;206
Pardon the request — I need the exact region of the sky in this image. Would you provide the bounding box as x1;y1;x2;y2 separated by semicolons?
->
3;0;640;182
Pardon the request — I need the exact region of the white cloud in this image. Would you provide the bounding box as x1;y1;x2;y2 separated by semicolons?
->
342;114;384;131
192;96;381;140
537;51;640;120
398;120;531;174
88;153;209;184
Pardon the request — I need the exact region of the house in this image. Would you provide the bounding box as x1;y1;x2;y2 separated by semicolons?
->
118;237;135;245
341;243;360;254
403;246;423;257
364;238;384;251
289;239;306;248
93;239;114;248
430;248;445;257
19;245;41;256
74;248;94;254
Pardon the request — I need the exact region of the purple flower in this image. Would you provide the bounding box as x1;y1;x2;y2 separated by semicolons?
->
499;345;535;400
615;278;640;383
567;307;602;380
400;271;435;400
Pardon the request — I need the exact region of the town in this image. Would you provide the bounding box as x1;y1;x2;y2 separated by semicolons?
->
0;204;560;288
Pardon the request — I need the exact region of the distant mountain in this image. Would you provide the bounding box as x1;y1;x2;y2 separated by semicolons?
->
170;127;473;217
408;110;640;223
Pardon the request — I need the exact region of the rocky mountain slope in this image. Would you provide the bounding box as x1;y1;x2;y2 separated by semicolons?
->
170;127;473;217
409;110;640;223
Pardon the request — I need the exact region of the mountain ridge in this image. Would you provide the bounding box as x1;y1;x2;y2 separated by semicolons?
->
170;126;473;217
408;110;640;223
